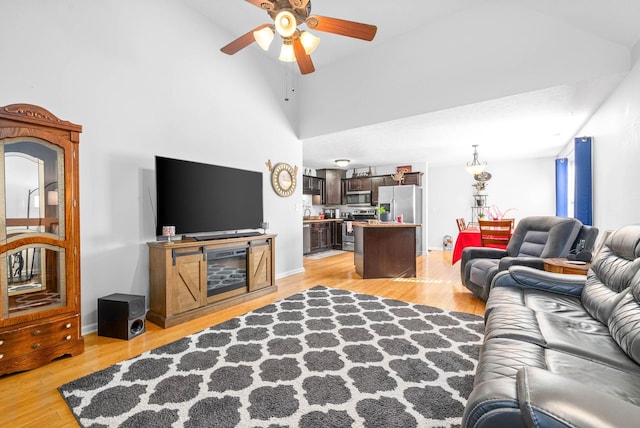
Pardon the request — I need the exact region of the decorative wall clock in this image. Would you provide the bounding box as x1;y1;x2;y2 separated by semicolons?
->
266;160;298;197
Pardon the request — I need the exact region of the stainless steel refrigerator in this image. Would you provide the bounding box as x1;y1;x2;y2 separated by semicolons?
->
378;185;423;254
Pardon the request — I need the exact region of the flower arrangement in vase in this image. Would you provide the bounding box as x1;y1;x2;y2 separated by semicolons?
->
487;205;515;220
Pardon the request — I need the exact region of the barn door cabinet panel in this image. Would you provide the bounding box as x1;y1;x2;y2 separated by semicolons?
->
248;239;272;291
0;104;83;376
171;250;206;315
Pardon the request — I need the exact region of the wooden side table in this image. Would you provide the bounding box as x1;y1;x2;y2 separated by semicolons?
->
543;258;591;275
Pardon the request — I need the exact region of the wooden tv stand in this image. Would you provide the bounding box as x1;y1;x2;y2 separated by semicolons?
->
147;234;277;328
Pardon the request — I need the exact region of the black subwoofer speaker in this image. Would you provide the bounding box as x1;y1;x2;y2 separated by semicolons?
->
98;293;146;340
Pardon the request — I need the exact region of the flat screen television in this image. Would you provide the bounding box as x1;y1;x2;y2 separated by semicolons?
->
155;156;263;239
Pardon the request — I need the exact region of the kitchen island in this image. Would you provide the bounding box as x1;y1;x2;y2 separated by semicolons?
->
353;222;421;279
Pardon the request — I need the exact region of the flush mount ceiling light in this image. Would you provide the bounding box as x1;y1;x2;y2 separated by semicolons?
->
221;0;377;75
335;159;350;167
465;144;487;175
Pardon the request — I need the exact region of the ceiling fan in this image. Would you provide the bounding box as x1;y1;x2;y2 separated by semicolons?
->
221;0;377;75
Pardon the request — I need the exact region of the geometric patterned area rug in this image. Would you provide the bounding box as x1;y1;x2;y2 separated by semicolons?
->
58;286;484;427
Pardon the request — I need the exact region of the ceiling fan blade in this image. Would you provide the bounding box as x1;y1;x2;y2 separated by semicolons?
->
306;15;377;41
245;0;274;10
220;24;270;55
293;38;315;75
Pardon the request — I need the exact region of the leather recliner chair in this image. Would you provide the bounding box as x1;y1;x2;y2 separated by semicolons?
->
460;216;596;301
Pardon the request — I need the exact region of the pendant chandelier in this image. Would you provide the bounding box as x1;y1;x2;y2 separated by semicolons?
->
465;144;487;175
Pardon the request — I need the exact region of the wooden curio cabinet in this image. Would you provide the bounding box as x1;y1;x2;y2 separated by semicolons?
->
0;104;83;376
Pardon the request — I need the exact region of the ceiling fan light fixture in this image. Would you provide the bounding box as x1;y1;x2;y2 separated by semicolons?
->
275;11;297;37
253;26;274;51
299;31;320;55
334;159;350;167
279;42;296;62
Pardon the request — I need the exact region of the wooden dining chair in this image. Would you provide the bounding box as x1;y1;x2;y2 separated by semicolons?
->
456;218;467;232
478;219;514;247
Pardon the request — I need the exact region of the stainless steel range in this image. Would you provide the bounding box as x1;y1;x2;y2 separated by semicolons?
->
342;208;377;251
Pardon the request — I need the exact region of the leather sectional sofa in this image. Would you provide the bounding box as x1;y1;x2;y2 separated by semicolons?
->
462;225;640;427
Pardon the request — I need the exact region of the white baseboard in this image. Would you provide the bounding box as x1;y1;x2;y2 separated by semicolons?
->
276;267;305;279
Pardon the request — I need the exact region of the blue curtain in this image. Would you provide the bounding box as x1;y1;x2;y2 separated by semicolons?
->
574;137;593;225
555;158;568;217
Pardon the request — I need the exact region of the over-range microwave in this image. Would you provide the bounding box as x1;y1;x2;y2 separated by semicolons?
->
346;191;372;206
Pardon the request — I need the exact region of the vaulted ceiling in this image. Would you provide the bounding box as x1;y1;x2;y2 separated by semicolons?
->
185;0;640;169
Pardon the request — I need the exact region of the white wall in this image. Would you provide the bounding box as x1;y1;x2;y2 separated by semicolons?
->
573;58;640;230
428;157;556;249
0;0;304;333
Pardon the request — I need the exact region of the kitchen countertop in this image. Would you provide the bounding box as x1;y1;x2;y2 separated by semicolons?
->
303;218;344;223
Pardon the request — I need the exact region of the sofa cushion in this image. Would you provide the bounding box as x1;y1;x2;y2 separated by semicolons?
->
535;309;639;372
484;304;547;346
470;337;640;408
609;272;640;365
582;226;640;324
487;283;587;318
485;302;639;373
516;366;640;428
544;348;640;406
473;338;547;386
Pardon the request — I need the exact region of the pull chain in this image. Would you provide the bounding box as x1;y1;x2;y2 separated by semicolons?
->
283;64;288;101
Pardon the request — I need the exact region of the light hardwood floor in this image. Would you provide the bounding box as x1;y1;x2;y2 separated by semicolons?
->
0;250;484;428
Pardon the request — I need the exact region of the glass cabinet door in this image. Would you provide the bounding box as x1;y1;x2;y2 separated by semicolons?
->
1;137;66;318
2;245;66;317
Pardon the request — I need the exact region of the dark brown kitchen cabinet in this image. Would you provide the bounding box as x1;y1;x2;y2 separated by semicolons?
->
302;175;314;193
403;172;423;186
331;222;342;250
317;169;344;206
370;173;423;204
309;222;331;252
371;176;396;205
302;175;324;195
346;177;372;191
